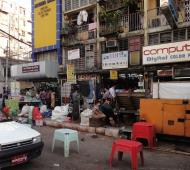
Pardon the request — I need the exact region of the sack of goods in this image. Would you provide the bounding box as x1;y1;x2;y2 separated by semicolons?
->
51;105;69;122
80;109;93;126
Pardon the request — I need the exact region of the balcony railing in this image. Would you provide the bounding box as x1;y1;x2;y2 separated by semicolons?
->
147;6;189;29
100;12;143;36
62;23;96;44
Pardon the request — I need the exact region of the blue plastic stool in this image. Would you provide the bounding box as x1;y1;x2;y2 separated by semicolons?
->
52;128;79;157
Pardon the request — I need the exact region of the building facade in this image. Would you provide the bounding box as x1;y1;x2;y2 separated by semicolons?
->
32;0;190;95
0;0;32;82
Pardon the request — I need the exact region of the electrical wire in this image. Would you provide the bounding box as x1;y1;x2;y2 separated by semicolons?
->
0;50;32;58
0;28;32;47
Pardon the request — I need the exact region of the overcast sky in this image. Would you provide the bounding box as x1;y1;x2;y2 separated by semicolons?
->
13;0;31;10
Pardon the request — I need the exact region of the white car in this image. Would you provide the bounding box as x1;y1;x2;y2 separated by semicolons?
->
0;120;44;168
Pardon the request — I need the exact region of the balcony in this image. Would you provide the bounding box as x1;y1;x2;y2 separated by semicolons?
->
62;23;97;45
99;12;143;36
148;6;190;29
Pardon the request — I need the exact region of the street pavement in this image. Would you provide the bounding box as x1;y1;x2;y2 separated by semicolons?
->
4;126;190;170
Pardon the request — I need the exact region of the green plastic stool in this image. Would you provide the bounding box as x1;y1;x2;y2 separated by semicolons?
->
52;128;79;157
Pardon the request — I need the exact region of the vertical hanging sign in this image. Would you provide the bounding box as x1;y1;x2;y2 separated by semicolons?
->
110;70;118;80
67;64;75;82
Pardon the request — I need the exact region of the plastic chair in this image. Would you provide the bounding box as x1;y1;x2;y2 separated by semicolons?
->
52;128;79;157
109;139;144;170
132;122;156;148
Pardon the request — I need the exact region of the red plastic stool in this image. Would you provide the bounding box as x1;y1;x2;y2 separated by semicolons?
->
109;139;144;170
132;122;156;148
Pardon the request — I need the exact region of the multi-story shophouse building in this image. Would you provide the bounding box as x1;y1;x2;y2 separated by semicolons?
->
0;0;32;84
32;0;190;101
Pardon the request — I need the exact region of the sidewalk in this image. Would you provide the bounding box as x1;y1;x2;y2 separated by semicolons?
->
44;118;190;156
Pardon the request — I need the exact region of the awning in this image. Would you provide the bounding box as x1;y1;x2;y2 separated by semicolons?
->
11;61;58;80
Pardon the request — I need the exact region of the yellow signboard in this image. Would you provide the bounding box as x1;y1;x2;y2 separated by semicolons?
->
110;70;118;80
67;64;75;82
34;0;56;48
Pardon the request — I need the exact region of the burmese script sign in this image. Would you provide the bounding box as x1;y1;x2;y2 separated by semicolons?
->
143;41;190;65
22;65;40;73
102;51;128;69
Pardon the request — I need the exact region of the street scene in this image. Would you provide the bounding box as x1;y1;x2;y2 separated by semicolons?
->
0;0;190;169
4;126;190;170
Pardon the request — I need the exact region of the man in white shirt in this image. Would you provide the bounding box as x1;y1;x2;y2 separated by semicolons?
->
109;85;116;99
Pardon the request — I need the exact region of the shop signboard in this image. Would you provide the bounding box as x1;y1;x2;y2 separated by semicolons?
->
143;41;190;65
11;61;58;79
67;64;75;82
102;51;128;70
110;70;118;80
34;0;57;48
22;65;40;73
157;69;173;77
68;49;80;60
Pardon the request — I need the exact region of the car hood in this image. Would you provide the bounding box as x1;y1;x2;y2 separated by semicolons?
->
0;121;40;145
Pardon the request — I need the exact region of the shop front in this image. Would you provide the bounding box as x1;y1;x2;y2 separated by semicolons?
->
101;50;146;119
10;61;60;107
142;40;190;137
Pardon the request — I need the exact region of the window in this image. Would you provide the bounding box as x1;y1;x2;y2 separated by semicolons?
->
119;39;128;51
149;34;159;45
188;28;190;39
173;29;186;42
22;31;25;36
72;0;79;9
80;0;88;6
65;0;72;11
160;32;171;44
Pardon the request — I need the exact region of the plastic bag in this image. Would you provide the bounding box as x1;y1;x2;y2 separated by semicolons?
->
61;104;69;116
40;105;47;113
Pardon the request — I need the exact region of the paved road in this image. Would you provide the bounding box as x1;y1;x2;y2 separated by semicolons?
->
4;126;190;170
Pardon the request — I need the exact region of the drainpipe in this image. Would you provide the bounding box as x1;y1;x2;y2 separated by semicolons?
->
96;2;100;70
144;0;149;95
144;0;148;46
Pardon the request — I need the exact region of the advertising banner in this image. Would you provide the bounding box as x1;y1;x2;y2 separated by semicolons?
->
34;0;56;48
143;41;190;65
102;51;128;70
68;49;80;60
11;61;58;79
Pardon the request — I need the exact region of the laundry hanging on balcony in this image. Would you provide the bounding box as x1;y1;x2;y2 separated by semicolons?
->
77;10;88;26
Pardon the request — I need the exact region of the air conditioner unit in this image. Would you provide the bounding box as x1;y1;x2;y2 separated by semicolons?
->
106;40;117;48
